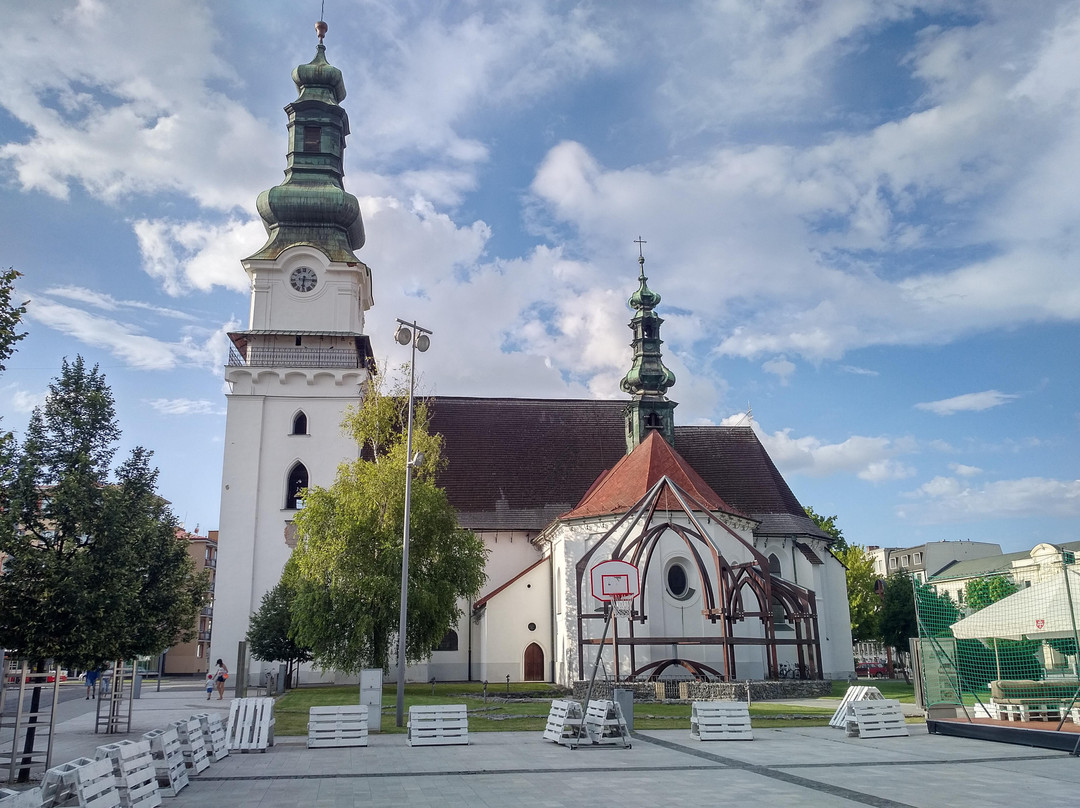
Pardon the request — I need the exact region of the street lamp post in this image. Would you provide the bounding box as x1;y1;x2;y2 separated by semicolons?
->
393;319;432;728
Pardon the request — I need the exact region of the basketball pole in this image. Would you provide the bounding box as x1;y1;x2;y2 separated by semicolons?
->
581;598;620;710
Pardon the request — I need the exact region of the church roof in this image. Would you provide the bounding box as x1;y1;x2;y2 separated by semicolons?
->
426;397;830;541
561;430;739;520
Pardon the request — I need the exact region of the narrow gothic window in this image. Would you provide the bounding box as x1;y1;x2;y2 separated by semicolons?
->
768;553;782;576
436;630;458;652
303;126;321;152
645;412;661;428
286;462;308;509
292;412;307;435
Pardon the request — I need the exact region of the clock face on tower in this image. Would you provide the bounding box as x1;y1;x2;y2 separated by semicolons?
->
290;266;318;292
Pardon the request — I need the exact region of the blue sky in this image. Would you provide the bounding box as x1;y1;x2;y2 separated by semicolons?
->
2;0;1078;553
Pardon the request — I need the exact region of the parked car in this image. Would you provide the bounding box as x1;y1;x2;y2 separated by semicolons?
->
856;661;888;677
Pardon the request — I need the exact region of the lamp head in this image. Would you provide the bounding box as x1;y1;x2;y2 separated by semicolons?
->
416;334;430;352
394;325;412;346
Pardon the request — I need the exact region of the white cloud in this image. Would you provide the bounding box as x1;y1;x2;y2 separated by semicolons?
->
762;356;796;385
903;476;1080;522
45;286;196;321
840;365;879;376
26;295;231;373
134;218;264;295
146;399;223;416
915;390;1019;415
948;463;982;477
755;425;916;481
6;387;46;414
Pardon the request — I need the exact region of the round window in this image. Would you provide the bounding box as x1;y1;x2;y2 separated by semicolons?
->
666;561;690;599
528;622;537;632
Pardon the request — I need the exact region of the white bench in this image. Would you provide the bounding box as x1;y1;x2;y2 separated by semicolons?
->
41;757;119;808
307;705;369;748
830;685;885;728
852;700;909;738
542;700;588;747
407;704;468;746
690;701;753;741
226;698;275;753
170;718;210;774
0;788;43;808
94;741;160;808
584;700;631;748
192;713;229;761
140;727;188;797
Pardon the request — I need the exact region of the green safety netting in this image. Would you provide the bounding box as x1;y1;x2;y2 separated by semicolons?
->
913;563;1080;724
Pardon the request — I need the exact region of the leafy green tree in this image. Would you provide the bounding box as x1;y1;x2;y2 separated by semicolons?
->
290;370;487;673
879;571;918;653
839;545;880;641
804;505;848;552
0;357;206;668
964;575;1019;613
247;561;312;688
0;267;28;374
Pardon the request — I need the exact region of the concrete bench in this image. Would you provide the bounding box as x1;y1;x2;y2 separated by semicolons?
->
407;704;468;746
307;705;369;748
690;701;753;741
94;741;160;808
227;698;275;753
140;728;188;797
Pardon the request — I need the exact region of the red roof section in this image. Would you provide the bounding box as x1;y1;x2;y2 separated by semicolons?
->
561;430;742;520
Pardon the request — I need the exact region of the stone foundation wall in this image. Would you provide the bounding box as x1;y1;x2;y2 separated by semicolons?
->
572;679;831;702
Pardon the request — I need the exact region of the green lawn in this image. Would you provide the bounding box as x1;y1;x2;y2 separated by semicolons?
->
272;680;891;735
830;678;916;703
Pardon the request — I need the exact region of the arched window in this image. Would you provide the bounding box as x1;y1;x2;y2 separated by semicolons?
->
285;462;308;509
435;630;458;652
768;553;782;577
292;411;307;435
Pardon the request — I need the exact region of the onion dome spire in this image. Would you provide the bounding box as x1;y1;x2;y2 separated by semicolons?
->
621;239;677;452
246;20;365;262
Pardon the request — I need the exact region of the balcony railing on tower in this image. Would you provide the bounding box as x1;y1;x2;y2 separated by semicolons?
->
227;331;375;372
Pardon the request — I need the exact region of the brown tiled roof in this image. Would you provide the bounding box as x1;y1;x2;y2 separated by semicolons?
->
427;397;829;541
561;430;740;520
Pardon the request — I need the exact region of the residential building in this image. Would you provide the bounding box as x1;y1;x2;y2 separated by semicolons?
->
163;529;217;675
866;541;1002;584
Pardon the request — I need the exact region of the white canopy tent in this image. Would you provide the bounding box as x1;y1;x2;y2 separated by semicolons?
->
950;567;1080;642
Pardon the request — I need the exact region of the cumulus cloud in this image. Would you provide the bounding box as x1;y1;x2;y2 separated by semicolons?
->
915;390;1019;415
146;399;223;416
762;356;796;384
134;218;264;295
755;426;916;481
903;476;1080;522
948;463;982;477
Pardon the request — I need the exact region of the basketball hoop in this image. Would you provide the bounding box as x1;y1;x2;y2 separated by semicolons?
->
590;559;640;602
611;597;633;619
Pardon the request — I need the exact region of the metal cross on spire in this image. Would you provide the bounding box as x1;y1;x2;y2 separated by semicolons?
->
634;236;647;259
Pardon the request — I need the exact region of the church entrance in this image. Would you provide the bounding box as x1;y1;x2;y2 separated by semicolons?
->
523;642;545;681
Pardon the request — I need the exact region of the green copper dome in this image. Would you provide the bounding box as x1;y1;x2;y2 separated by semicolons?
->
247;41;365;263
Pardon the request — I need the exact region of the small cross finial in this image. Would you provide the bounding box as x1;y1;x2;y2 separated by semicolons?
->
634;236;647;259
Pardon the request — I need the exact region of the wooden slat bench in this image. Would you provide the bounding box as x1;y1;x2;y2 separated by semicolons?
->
990;679;1080;722
307;705;369;748
226;698;275;753
852;700;909;738
583;700;631;748
192;713;229;762
690;701;753;741
94;741;160;808
0;788;43;808
170;719;210;774
140;728;188;797
407;704;468;747
42;757;120;808
542;700;588;747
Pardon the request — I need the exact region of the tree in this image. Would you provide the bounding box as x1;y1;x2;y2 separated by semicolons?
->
247;561;312;688
289;370;487;673
0;357;206;668
804;505;848;552
838;545;880;641
0;267;28;374
964;575;1019;613
879;571;918;654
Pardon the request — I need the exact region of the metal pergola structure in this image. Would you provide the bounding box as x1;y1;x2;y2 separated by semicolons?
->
574;475;823;682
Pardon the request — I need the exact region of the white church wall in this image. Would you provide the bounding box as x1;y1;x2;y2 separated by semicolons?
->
478;530;544;595
473;559;552;682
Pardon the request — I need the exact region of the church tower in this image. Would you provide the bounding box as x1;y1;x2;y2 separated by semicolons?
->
621;248;677;452
211;22;373;680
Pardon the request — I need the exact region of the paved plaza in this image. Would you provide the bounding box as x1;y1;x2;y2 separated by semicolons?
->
15;683;1080;807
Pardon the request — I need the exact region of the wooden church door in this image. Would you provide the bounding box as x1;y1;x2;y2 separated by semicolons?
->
523;642;545;681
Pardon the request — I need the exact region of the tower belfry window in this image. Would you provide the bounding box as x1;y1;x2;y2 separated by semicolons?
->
303;126;322;152
292;412;307;435
286;462;309;509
